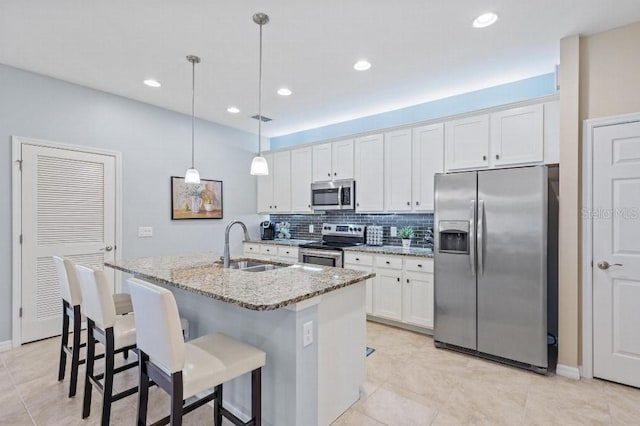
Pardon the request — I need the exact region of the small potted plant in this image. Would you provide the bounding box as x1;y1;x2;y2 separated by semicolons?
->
398;226;414;249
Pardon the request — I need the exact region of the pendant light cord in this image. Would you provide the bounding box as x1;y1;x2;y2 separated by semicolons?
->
258;21;263;155
191;58;196;169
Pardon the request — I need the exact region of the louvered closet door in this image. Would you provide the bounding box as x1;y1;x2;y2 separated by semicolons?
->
21;144;116;343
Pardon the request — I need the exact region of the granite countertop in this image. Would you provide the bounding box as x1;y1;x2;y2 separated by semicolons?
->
244;239;315;246
106;252;374;311
343;245;434;258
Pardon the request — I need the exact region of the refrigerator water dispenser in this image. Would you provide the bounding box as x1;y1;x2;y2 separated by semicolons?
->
438;221;469;254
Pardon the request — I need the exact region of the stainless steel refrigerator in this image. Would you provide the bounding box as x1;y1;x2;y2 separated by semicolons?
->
434;165;558;372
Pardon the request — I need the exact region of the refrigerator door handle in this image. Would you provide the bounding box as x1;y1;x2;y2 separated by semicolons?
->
469;200;476;276
478;199;485;276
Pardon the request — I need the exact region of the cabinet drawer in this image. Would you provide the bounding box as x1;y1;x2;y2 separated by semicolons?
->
278;246;299;259
375;255;403;270
260;245;277;255
244;243;261;255
344;252;373;266
404;258;434;273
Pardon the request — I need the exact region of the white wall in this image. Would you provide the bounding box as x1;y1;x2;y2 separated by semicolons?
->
0;63;265;342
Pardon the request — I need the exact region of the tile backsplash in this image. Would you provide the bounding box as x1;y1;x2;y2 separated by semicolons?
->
270;212;434;249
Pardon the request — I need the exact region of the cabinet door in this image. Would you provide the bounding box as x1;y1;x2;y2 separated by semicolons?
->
291;147;313;213
384;129;413;211
490;104;543;167
543;100;560;164
412;123;444;211
272;151;291;212
345;263;374;315
403;271;434;328
312;143;332;182
332;139;354;180
445;115;489;171
256;153;274;213
354;134;384;212
373;268;402;321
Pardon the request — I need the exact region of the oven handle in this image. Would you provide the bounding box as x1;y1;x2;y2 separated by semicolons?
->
299;249;343;259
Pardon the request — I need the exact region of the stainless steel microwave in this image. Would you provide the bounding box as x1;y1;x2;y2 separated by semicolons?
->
311;180;355;210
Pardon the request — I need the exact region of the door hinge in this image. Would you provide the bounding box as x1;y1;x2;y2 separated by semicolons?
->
19;234;23;244
19;307;22;318
16;159;23;171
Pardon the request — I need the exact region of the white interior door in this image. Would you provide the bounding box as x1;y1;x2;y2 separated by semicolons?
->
592;121;640;388
21;143;117;343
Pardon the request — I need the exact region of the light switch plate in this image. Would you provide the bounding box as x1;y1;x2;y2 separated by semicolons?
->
390;226;397;237
309;224;314;233
138;226;153;238
303;321;313;347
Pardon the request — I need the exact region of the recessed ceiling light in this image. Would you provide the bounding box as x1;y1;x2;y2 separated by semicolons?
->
473;12;498;28
227;106;240;114
277;87;292;96
143;79;161;88
353;60;371;71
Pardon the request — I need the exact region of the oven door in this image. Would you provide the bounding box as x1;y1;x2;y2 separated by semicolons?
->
298;248;343;268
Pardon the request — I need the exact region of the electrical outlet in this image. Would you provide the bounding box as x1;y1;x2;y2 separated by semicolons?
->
303;321;313;347
309;224;314;233
390;226;397;237
138;226;153;238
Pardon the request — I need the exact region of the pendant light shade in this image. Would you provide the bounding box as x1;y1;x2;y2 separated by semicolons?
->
185;55;201;184
250;13;270;176
250;155;269;175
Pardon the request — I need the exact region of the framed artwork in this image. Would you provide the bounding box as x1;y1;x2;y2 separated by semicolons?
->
171;176;223;220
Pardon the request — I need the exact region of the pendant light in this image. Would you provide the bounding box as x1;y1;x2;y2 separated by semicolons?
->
184;55;201;184
250;13;270;176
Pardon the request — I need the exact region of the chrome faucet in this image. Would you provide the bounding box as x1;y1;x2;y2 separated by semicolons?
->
223;220;251;268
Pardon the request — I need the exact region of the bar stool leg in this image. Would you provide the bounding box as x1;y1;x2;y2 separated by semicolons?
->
58;301;69;382
101;329;115;426
170;372;184;426
252;368;262;426
137;352;150;426
69;305;82;397
82;320;96;419
214;384;223;426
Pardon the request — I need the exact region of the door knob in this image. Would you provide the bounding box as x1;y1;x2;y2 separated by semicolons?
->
597;261;622;270
101;246;113;252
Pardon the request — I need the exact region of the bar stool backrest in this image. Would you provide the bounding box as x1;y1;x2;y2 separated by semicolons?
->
53;256;82;306
75;265;117;329
127;278;186;374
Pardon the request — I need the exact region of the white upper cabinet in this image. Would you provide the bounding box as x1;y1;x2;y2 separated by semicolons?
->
272;151;291;212
445;114;490;171
354;134;384;212
543;100;560;164
384;129;413;212
490;104;543;167
312;140;354;182
412;123;444;212
256;153;274;213
312;143;332;182
291;147;313;213
332;139;354;180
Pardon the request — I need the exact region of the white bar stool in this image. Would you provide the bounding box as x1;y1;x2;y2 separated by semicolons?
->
53;256;134;398
127;278;266;426
76;264;139;425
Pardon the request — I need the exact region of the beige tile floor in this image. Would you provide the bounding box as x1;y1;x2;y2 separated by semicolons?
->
1;321;639;425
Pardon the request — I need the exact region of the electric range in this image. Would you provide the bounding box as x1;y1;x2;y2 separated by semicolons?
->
298;223;365;267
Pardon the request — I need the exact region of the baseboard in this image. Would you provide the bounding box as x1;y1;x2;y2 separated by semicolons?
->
0;340;13;353
556;364;581;380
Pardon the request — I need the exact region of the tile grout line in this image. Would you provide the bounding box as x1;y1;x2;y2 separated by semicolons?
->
4;359;38;425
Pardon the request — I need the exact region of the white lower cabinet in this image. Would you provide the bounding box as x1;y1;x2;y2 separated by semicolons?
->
403;271;434;328
344;262;374;315
372;267;403;321
243;243;298;262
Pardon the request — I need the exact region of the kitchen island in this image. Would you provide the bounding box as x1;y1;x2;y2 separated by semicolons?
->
106;253;374;426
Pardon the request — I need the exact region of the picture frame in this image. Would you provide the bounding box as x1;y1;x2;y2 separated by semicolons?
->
171;176;223;220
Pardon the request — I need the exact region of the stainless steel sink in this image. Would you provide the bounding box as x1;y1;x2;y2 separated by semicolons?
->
227;260;287;272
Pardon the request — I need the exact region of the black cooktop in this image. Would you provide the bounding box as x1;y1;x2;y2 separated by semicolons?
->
299;241;364;250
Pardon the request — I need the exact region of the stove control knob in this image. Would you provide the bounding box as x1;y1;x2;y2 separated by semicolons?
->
357;227;362;232
349;227;354;231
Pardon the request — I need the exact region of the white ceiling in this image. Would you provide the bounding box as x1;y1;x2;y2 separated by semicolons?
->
1;1;640;138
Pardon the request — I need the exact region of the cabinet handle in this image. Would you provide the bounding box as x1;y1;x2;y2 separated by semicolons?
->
406;201;410;206
416;201;420;206
286;251;290;254
483;155;487;161
407;278;410;283
417;264;422;268
308;204;311;208
327;173;331;177
269;205;272;209
357;203;360;207
386;261;390;264
274;205;277;209
496;154;500;160
355;258;360;261
334;172;337;176
397;277;400;282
